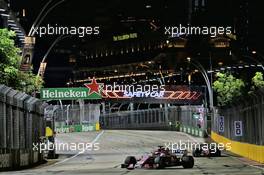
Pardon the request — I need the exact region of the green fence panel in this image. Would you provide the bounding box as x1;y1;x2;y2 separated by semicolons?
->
179;124;205;138
55;123;96;133
74;125;82;132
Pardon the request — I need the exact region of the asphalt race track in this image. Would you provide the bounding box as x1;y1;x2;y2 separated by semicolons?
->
1;130;263;175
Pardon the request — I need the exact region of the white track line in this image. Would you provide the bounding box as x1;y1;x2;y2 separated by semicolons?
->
53;130;104;166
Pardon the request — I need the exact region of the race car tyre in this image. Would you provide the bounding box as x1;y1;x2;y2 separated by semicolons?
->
124;156;137;166
47;150;57;159
154;156;165;169
121;164;128;168
214;149;221;157
192;149;201;157
182;156;194;169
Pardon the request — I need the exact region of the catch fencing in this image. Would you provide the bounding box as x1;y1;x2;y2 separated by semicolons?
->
100;105;207;137
0;85;47;170
51;104;100;133
212;90;264;163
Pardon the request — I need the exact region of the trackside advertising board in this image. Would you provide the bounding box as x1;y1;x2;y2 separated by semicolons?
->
40;88;101;100
40;78;103;100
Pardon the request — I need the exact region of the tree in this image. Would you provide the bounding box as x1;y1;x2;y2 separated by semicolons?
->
252;72;264;89
213;72;245;106
0;28;43;93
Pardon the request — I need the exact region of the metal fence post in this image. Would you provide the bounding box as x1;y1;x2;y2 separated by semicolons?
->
0;85;12;149
6;88;18;149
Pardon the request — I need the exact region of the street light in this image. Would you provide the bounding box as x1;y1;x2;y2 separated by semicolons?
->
37;35;70;77
28;0;66;36
186;58;213;110
186;57;214;133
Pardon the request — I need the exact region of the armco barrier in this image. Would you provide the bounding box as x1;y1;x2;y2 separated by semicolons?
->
100;106;207;135
100;108;169;130
0;85;47;171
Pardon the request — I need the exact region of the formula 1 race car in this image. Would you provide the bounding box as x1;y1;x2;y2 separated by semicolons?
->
121;146;194;169
192;143;221;157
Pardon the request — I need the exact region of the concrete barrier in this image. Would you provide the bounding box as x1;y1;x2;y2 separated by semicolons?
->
211;131;264;163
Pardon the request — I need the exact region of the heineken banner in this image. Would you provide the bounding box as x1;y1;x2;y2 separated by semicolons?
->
40;88;101;100
40;78;103;100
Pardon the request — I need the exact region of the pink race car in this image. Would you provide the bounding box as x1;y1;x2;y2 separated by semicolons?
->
121;146;194;169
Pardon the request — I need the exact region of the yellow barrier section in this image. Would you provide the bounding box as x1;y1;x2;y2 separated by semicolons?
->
95;122;100;131
45;127;53;137
211;131;264;163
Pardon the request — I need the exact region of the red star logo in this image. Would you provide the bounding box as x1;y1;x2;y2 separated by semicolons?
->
84;77;103;95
